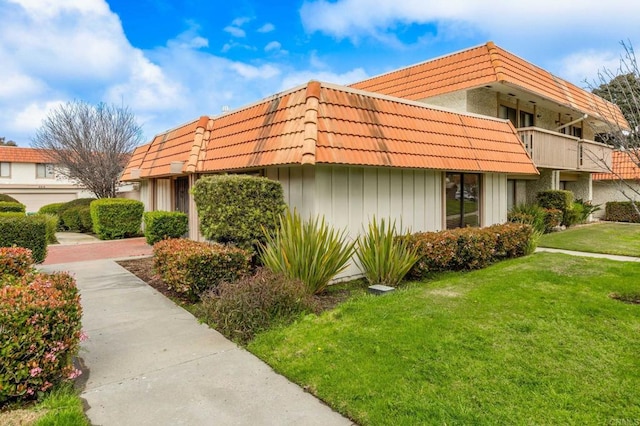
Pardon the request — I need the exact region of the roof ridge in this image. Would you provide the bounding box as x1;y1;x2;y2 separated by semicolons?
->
301;81;320;165
485;41;506;82
185;116;212;173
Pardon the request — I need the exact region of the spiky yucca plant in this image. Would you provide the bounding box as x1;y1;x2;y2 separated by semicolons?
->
356;217;419;287
259;210;356;295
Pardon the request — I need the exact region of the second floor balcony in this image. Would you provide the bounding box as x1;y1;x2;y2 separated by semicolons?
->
517;127;613;173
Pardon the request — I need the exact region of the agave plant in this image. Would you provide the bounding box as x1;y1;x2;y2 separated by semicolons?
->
259;209;356;295
356;217;419;287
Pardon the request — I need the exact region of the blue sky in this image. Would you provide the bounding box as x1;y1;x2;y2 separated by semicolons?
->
2;0;640;144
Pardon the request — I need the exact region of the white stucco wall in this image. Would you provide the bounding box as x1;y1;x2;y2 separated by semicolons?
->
592;180;640;219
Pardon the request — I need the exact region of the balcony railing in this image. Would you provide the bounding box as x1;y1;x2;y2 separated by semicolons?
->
517;127;612;173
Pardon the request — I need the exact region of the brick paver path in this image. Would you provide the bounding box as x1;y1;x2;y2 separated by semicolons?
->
43;237;152;264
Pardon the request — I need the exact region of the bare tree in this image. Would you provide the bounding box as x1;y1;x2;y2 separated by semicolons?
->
32;101;143;198
587;42;640;215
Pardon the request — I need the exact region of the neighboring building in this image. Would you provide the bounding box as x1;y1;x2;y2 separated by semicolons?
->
0;146;93;212
351;41;626;209
121;42;625;278
592;151;640;219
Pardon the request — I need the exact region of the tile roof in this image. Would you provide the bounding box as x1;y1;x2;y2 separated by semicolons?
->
351;42;628;129
123;81;538;179
592;151;640;181
0;146;54;164
197;81;538;175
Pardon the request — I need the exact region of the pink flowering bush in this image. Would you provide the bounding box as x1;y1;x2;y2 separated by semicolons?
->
0;247;33;277
0;271;82;406
153;238;251;299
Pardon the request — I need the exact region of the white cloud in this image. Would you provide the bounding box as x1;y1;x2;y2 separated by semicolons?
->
232;17;252;27
230;63;280;80
279;68;368;91
265;41;288;55
11;100;65;136
559;50;622;88
224;25;246;38
258;23;275;33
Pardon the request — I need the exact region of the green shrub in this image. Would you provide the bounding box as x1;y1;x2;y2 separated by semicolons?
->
259;210;356;295
58;198;96;230
604;201;640;223
489;223;534;259
543;208;563;232
452;227;497;270
153;238;251;299
536;190;574;211
563;202;584;227
0;247;33;277
0;194;19;203
144;211;188;245
0;271;82;406
38;202;66;216
198;268;316;344
78;206;93;233
0;201;26;213
60;206;83;231
0;216;47;263
576;199;601;222
356;217;419;286
508;204;546;234
0;212;25;218
90;198;143;239
407;225;533;279
32;213;59;244
192;175;286;252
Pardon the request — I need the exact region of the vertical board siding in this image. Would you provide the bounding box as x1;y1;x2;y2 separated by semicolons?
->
139;181;151;212
156;179;172;211
268;166;316;219
482;173;507;225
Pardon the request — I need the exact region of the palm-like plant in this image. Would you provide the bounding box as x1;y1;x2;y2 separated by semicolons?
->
356;217;419;287
259;210;356;295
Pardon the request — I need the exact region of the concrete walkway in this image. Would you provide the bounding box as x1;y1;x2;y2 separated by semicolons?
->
39;259;353;426
536;247;640;262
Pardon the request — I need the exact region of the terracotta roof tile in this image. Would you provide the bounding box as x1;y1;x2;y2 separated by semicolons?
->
0;146;55;164
123;81;538;177
351;42;628;129
120;143;151;181
593;151;640;181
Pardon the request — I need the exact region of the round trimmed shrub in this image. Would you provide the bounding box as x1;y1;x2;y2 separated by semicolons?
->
0;194;19;203
0;201;26;213
38;202;66;217
0;215;47;263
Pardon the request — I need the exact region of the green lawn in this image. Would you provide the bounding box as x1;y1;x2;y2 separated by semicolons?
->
539;223;640;256
249;253;640;425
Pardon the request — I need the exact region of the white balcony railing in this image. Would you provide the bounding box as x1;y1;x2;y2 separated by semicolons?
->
517;127;612;173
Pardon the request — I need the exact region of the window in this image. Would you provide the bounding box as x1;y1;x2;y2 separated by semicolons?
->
499;106;534;128
36;163;55;179
445;172;480;229
0;162;10;178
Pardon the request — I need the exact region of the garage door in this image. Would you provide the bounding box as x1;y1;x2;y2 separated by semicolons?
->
5;192;77;213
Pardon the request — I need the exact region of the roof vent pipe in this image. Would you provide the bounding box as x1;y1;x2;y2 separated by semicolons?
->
555;114;588;132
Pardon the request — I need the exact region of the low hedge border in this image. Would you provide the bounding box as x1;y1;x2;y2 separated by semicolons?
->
605;201;640;223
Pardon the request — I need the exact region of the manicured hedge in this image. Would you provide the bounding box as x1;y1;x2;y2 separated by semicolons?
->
0;271;82;405
58;198;95;230
153;238;251;299
191;175;286;251
90;198;143;239
605;201;640;223
143;211;188;245
406;223;534;279
536;190;574;211
0;201;26;213
0;215;47;263
38;202;66;216
32;213;59;245
0;194;19;203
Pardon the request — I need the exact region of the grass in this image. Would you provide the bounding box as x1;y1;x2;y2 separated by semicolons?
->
539;222;640;256
0;383;88;426
249;253;640;425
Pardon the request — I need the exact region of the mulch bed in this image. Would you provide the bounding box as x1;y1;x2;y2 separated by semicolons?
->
116;257;360;312
610;292;640;305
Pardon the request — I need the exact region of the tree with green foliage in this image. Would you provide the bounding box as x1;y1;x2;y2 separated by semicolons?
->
31;101;142;198
0;137;17;146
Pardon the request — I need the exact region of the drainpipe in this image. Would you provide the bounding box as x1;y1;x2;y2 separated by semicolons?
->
555;114;588;132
